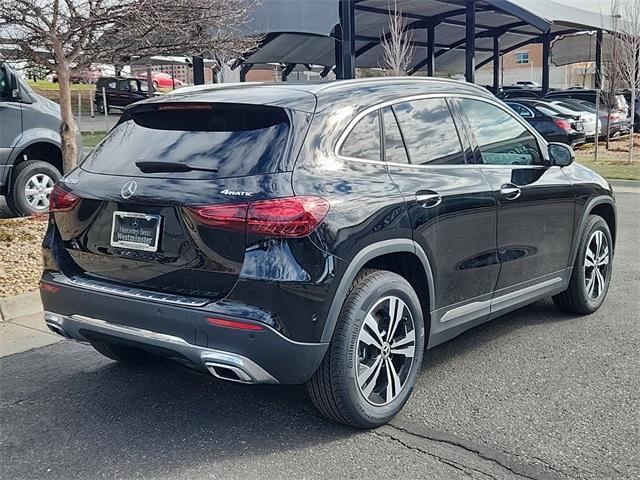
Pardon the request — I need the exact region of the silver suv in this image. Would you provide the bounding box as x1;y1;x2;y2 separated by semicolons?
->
0;62;82;216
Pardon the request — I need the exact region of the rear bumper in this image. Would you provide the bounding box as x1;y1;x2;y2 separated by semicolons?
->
40;272;328;385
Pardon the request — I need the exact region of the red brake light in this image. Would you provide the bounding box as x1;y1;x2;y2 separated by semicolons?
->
553;118;572;132
186;196;329;238
186;203;248;231
157;103;213;111
206;317;265;331
247;196;330;237
49;185;80;212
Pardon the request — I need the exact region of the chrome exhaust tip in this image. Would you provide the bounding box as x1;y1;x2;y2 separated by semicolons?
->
205;362;255;384
45;321;69;338
44;313;71;339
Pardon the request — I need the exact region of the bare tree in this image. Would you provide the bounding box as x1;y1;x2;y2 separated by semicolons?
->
613;0;640;162
379;1;413;76
575;62;592;88
0;0;259;173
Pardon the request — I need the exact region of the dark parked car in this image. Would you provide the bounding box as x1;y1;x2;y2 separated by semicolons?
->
620;90;639;132
94;77;153;113
545;89;629;137
505;99;587;146
41;78;616;428
496;88;544;100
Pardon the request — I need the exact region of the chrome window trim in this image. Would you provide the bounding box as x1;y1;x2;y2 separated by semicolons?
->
334;93;549;169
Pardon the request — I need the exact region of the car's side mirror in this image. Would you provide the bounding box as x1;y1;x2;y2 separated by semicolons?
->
548;142;575;167
7;71;21;101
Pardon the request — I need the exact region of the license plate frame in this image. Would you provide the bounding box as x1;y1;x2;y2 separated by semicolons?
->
110;211;162;252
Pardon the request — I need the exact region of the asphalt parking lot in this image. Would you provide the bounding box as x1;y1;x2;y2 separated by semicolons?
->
1;186;638;480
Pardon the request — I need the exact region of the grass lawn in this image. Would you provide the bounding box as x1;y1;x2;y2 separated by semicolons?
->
27;80;95;91
82;132;107;147
574;134;639;181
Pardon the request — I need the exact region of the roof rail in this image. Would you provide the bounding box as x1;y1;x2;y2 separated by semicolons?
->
314;76;489;94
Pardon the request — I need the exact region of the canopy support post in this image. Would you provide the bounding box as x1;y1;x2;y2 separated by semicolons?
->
335;0;356;79
240;64;252;82
595;28;603;89
465;0;476;83
542;32;551;95
493;34;500;94
282;63;296;82
192;56;205;85
427;24;435;76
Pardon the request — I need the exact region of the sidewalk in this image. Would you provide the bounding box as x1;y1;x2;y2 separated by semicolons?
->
0;313;60;358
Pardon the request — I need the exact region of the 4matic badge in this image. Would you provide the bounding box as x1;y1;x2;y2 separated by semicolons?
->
220;189;254;197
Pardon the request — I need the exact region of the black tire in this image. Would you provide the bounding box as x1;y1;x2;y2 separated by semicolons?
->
6;160;61;217
96;101;108;114
308;269;425;428
91;341;158;365
553;215;613;314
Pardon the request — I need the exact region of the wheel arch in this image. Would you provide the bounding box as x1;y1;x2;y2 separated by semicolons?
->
8;139;63;179
571;196;617;266
320;239;435;343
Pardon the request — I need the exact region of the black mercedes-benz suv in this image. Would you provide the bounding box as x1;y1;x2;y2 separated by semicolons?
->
41;78;616;428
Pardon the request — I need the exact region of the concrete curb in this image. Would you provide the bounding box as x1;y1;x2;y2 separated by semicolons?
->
0;290;42;322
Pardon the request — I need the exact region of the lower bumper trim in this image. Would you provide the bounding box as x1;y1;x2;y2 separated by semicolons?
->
44;311;278;384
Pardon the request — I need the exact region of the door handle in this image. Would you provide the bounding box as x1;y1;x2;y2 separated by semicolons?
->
415;191;442;208
500;184;522;200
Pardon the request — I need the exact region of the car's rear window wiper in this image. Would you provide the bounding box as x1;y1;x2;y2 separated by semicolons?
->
135;161;218;174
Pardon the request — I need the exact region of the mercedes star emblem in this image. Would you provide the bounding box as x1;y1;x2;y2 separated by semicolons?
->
121;181;138;199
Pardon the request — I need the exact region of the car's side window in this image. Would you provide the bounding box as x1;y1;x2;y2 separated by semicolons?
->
392;98;465;165
0;67;9;101
340;110;381;161
458;99;542;166
118;80;131;91
382;107;409;164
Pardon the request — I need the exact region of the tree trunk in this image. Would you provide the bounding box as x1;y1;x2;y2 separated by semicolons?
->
629;88;636;163
56;67;78;173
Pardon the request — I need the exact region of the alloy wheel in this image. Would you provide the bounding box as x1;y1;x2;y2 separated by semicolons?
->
356;296;416;406
584;230;609;300
24;173;54;211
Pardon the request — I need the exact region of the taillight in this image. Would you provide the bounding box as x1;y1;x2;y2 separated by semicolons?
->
553;118;572;132
186;196;329;238
49;185;80;212
185;203;248;231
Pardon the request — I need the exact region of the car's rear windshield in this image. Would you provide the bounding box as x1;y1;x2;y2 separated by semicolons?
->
81;103;291;178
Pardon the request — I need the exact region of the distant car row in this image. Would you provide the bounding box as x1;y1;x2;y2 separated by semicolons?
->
493;86;637;146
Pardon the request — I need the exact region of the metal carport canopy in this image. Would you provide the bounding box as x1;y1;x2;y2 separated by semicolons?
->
242;0;622;75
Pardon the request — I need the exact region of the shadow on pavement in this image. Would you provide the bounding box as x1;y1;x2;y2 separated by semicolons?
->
0;297;577;480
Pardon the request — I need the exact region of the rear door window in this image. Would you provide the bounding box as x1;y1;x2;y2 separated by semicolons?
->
81;103;292;178
340;110;381;161
392;98;464;165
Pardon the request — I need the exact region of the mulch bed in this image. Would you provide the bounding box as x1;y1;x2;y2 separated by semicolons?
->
0;216;48;298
